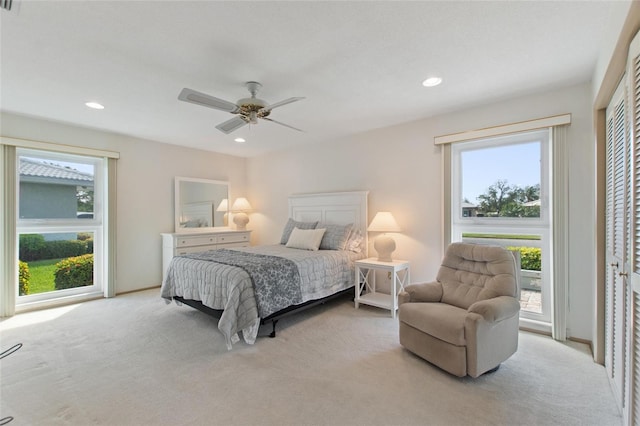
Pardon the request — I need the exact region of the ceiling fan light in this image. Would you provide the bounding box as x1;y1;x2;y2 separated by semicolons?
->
422;77;442;87
249;111;258;124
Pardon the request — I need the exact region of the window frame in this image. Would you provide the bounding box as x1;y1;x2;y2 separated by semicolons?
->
15;148;106;306
451;129;550;229
449;129;552;324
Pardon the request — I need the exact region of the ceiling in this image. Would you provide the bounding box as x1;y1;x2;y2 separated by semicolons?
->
0;1;622;157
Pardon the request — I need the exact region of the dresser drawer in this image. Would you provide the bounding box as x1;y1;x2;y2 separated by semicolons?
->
176;235;217;248
217;233;249;245
174;244;217;256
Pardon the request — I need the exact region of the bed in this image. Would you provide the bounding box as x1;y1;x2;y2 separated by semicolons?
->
161;191;368;349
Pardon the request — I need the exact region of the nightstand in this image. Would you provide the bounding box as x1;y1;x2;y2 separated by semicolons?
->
354;258;410;318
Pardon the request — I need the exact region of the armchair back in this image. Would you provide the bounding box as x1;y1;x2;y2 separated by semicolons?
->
436;243;518;309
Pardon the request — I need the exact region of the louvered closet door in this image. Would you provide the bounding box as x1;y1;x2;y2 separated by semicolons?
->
627;31;640;425
606;77;629;416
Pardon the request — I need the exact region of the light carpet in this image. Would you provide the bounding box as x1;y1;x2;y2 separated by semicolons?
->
0;288;621;425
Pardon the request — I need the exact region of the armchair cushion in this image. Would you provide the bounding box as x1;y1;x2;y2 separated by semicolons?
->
399;303;467;346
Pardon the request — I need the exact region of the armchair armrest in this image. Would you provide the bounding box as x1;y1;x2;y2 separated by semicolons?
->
398;281;443;306
468;296;520;323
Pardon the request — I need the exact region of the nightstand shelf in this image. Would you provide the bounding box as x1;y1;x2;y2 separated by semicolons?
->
354;258;410;318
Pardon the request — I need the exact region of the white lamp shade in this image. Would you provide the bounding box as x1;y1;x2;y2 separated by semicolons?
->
216;199;228;212
231;197;253;212
367;212;401;232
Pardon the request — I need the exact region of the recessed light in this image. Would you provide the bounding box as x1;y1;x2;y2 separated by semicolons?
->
422;77;442;87
85;102;104;109
234;137;246;143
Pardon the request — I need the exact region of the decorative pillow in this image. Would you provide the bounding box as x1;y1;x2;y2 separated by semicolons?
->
280;218;318;244
345;229;364;253
286;227;326;251
318;222;353;250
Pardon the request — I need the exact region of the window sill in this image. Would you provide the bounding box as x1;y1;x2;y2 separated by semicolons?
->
16;291;104;314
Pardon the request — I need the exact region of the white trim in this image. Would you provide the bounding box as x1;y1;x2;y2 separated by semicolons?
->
434;114;571;145
551;125;569;341
16;291;103;314
520;317;553;335
106;158;117;297
1;136;119;159
0;145;17;317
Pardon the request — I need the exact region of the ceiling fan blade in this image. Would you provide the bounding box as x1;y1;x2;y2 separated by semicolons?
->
216;116;248;134
262;117;304;132
263;97;305;111
178;88;239;113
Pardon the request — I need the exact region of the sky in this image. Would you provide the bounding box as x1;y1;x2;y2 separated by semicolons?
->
461;142;540;203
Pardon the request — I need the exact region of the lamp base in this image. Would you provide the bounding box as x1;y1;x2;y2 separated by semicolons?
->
233;212;249;230
374;234;396;262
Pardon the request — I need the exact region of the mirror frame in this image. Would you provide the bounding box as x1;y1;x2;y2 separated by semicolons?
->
174;176;230;233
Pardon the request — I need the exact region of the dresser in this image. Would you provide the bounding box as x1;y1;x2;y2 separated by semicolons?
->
161;230;251;282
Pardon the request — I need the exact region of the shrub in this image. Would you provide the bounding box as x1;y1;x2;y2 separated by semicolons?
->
43;240;88;259
19;234;46;261
507;246;541;271
18;261;30;296
20;234;91;261
85;238;94;254
54;254;93;290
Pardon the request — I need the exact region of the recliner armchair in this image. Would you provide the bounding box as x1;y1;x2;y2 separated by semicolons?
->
398;242;520;378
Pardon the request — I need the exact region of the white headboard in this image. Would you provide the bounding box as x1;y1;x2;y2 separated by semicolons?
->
288;191;369;254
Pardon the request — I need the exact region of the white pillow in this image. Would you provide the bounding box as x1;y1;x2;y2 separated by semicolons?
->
286;227;326;251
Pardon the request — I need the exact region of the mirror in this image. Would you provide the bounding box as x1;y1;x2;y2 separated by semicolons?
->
174;177;229;233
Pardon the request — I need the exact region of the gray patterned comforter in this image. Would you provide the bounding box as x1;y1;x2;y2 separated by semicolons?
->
161;245;364;349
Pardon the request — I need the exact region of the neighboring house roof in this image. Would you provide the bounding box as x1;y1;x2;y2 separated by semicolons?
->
19;158;94;186
523;199;541;207
461;202;477;209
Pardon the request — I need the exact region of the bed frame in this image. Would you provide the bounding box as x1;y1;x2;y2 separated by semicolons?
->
174;191;369;338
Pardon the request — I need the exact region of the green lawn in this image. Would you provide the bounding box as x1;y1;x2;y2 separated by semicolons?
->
462;233;541;240
26;258;61;294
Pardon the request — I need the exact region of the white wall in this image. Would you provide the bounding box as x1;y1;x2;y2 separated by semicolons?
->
1;112;247;293
247;82;595;341
592;0;633;104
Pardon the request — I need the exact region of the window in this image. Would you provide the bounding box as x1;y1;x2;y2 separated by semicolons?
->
451;129;552;323
16;149;105;305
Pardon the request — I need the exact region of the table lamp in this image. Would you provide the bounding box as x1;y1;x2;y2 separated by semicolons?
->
367;211;401;261
231;197;253;230
216;198;228;226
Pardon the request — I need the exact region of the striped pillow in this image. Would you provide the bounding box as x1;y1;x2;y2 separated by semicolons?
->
318;222;353;250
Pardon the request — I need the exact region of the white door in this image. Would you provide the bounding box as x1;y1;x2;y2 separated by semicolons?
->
604;29;640;425
605;75;629;416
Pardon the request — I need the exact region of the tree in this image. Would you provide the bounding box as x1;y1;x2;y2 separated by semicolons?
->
77;186;94;212
476;180;514;216
476;181;540;218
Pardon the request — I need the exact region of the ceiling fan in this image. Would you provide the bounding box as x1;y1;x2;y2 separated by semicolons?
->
178;81;304;134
